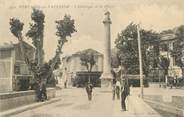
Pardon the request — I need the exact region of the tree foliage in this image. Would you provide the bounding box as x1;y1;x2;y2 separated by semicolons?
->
9;11;77;88
171;25;184;68
159;56;170;75
10;18;24;38
26;8;45;47
170;25;184;76
49;15;76;70
48;55;61;70
111;48;120;68
26;8;45;65
56;15;76;45
115;23;160;75
80;50;96;72
9;18;28;65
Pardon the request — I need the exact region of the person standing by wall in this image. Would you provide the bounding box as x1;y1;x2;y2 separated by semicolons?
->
116;80;121;100
112;75;117;100
112;69;117;100
63;67;68;88
64;80;67;88
121;79;129;111
112;78;116;100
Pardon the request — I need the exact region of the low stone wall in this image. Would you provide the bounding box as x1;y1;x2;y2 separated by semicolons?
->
0;88;56;112
144;95;184;117
148;82;166;88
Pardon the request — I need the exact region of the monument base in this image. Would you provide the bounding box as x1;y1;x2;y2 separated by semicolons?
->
100;73;113;88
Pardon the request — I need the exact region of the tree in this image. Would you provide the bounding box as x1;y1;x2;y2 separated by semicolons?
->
111;47;120;68
80;50;96;82
49;15;76;71
9;18;39;90
10;11;77;89
171;25;184;77
10;18;26;61
159;56;170;83
10;9;47;90
115;23;160;75
26;8;45;65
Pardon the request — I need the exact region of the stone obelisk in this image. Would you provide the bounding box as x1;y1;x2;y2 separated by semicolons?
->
100;11;113;87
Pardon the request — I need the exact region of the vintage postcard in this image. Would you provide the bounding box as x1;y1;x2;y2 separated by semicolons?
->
0;0;184;117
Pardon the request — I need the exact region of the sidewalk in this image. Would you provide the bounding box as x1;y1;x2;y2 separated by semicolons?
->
127;95;162;117
95;88;162;117
142;87;184;117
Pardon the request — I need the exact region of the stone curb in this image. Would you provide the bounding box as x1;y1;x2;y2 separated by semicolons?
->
0;97;61;117
127;95;162;117
144;99;184;117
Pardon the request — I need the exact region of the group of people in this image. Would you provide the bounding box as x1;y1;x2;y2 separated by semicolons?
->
166;76;184;89
84;78;129;111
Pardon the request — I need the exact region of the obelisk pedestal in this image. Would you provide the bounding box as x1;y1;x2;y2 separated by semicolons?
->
100;11;113;87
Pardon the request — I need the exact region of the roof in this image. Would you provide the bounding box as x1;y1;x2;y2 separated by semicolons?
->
14;41;35;50
72;49;102;56
0;42;14;50
62;49;103;62
160;26;178;42
160;33;176;41
0;41;35;51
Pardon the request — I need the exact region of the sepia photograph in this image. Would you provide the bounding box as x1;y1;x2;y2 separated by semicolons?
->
0;0;184;117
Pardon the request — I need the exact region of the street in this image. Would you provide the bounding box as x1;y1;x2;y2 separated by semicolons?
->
11;87;161;117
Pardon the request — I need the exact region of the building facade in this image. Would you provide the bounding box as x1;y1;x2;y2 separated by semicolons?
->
0;41;35;92
61;49;103;86
160;33;182;78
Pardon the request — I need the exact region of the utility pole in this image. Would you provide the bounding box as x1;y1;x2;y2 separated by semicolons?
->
137;24;144;98
121;60;123;79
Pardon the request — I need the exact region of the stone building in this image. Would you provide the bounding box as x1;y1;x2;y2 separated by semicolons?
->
160;33;182;78
61;49;103;87
0;41;35;92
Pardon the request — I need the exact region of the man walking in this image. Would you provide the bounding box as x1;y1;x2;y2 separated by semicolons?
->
86;82;93;101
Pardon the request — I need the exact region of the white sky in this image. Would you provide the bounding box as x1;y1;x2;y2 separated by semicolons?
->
0;0;184;61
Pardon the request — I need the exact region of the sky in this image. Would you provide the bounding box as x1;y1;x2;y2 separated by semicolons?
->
0;0;184;61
